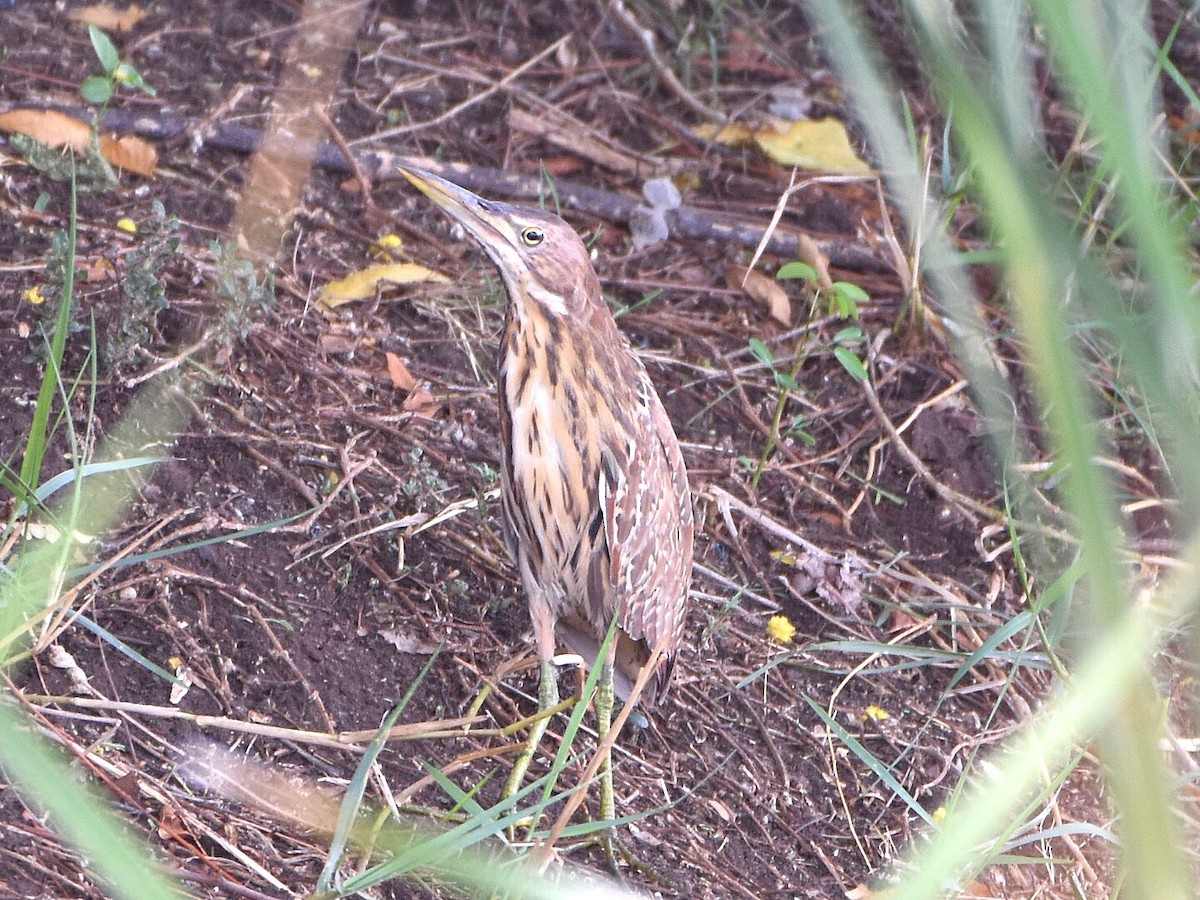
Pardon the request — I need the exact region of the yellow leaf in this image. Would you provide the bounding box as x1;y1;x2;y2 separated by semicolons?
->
754;117;871;172
696;116;871;172
694;121;755;146
69;3;147;31
319;263;449;307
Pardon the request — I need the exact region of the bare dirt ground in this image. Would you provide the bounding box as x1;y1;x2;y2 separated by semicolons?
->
4;1;1179;896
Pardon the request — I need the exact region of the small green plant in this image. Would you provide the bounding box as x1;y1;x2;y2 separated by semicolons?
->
777;263;869;380
747;337;804;488
107;201;181;370
777;261;869;321
829;325;868;382
79;26;156;106
210;241;277;343
400;447;450;509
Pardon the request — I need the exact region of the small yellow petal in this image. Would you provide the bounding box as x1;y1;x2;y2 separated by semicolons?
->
932;806;947;824
22;285;45;305
768;548;798;566
766;614;796;643
371;233;404;261
863;705;890;722
116;217;138;234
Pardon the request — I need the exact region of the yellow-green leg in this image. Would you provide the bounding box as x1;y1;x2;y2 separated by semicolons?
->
595;661;616;824
504;658;559;803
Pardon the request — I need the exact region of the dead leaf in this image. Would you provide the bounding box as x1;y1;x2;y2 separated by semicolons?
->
696;115;871;173
401;385;440;419
83;257;116;282
319;263;449;307
69;3;147;31
725;264;790;326
156;805;189;843
0;110;157;176
99;133;157;176
0;109;93;152
378;628;439;654
797;232;832;289
385;352;415;390
317;333;363;355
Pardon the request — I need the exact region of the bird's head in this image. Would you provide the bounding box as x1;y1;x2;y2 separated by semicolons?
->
399;165;602;321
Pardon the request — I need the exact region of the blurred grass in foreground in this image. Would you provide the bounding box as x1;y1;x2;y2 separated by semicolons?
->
807;0;1199;895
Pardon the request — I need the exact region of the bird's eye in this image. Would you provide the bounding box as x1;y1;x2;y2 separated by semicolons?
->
520;226;545;247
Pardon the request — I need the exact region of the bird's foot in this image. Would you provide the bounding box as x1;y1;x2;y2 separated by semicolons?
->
567;827;664;885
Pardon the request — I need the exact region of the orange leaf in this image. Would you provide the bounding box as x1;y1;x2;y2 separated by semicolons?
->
0;110;157;177
385;352;415;390
69;3;147;31
401;385;439;419
0;109;93;152
99;133;157;176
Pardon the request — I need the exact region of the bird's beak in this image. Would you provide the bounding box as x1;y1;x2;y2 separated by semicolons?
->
398;165;510;249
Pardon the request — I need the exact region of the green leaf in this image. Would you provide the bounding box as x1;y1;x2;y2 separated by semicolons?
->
833;325;864;343
777;261;817;281
831;280;870;303
80;76;113;105
834;346;868;381
748;337;774;369
774;370;800;391
88;26;120;74
113;63;156;96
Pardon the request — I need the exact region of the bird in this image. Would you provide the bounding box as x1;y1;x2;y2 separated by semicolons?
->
397;164;694;825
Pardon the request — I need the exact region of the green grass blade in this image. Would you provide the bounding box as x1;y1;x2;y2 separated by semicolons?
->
0;699;183;899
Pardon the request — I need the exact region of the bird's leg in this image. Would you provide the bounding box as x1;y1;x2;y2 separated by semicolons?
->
504;657;559;805
595;660;616;824
593;661;657;879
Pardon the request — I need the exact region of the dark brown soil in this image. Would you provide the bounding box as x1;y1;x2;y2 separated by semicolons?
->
0;2;1133;897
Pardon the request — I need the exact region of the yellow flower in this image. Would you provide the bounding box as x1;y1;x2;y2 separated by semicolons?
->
371;233;403;260
766;614;796;643
116;217;138;234
863;705;890;722
22;285;45;305
932;806;947;824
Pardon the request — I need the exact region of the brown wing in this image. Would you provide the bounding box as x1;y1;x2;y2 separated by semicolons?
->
597;365;694;703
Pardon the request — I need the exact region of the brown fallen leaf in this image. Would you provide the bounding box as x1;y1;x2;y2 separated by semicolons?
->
385;352;415;390
83;257;116;283
725;263;791;326
99;132;157;176
319;262;449;307
0;110;157;176
69;3;147;31
797;232;832;289
401;385;439;419
0;109;93;152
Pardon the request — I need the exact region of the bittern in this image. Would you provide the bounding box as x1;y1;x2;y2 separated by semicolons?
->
399;165;694;824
